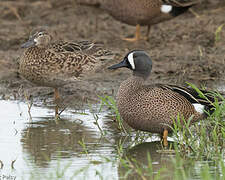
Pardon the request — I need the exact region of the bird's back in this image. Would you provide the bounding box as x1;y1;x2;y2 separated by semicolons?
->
20;41;114;87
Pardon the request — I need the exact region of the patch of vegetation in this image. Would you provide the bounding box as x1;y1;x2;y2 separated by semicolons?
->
170;83;225;159
98;95;127;133
215;24;224;43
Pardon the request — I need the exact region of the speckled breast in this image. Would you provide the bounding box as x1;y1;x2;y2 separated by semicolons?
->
19;47;66;88
116;79;202;134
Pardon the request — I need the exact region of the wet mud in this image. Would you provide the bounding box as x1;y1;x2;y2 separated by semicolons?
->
0;0;224;106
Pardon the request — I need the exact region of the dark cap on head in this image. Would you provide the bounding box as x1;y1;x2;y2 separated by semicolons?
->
108;50;152;79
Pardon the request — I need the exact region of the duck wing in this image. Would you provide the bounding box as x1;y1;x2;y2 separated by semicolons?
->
51;41;114;60
158;84;217;107
162;0;200;7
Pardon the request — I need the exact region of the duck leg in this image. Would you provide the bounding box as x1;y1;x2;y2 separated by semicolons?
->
145;25;151;40
122;24;141;42
163;129;168;147
54;88;60;116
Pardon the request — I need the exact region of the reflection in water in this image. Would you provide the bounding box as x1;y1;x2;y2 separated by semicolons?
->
0;100;119;179
20;110;120;179
119;142;175;180
21;119;97;167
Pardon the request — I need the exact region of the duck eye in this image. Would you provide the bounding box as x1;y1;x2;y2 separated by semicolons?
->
38;32;44;36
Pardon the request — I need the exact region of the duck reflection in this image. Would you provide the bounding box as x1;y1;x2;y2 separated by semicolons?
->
119;141;175;180
21;117;100;167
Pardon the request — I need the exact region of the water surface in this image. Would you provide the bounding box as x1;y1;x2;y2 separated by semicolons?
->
0;100;223;180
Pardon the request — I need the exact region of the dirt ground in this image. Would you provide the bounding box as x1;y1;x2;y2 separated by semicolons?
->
0;0;224;107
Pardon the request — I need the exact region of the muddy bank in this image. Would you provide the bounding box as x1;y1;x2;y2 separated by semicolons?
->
0;0;224;107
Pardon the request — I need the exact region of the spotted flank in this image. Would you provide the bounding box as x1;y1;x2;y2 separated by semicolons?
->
108;50;221;135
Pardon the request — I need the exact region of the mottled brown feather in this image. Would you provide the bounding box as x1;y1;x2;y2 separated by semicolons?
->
19;28;114;88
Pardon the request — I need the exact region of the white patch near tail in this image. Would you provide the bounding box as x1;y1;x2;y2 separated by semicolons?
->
128;52;135;70
161;5;172;14
192;103;205;114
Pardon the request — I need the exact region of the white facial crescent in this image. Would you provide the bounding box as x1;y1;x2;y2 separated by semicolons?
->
128;52;135;70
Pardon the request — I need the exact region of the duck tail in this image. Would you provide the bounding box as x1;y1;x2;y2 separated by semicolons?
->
161;84;224;115
162;0;200;17
162;0;200;7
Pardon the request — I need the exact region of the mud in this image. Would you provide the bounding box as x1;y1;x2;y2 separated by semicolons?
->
0;0;224;107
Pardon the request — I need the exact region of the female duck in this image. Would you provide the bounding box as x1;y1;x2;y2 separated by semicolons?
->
20;27;113;116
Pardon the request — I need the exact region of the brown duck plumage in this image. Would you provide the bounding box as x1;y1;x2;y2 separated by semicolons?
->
78;0;199;41
101;0;198;26
20;27;113;88
19;27;114;116
108;50;217;146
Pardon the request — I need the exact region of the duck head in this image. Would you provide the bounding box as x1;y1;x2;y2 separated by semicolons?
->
21;27;52;48
108;50;152;79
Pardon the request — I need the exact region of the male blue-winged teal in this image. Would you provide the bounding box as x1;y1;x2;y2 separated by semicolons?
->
78;0;199;41
108;50;218;146
20;27;113;116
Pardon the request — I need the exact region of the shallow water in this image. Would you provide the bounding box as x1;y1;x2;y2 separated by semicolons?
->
0;100;223;180
0;100;119;179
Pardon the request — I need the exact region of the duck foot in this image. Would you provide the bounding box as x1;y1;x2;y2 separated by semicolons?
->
122;24;150;42
122;24;141;42
54;88;60;117
163;129;168;147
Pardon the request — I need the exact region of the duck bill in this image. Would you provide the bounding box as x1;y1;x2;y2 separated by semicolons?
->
108;59;128;70
21;39;36;48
